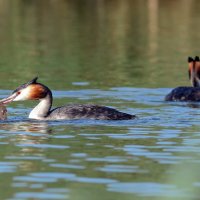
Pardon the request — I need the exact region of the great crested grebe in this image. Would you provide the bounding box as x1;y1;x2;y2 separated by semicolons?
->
0;77;135;120
165;56;200;101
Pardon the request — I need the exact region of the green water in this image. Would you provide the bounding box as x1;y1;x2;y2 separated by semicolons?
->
1;0;200;89
1;0;200;200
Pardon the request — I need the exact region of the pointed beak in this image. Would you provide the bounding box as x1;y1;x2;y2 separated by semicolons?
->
0;93;18;105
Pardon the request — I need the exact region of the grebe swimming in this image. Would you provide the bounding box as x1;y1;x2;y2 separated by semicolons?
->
0;77;135;120
165;56;200;101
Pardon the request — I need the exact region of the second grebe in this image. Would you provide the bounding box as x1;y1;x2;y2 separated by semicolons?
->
165;56;200;101
0;77;136;120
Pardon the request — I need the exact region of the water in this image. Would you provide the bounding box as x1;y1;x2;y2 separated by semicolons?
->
1;88;200;200
1;0;200;199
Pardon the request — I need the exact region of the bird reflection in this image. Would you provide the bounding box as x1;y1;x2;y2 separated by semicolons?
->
187;103;200;109
0;120;54;172
0;120;52;134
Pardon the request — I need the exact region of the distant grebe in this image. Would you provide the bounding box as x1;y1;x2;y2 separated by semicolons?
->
0;77;135;120
165;56;200;101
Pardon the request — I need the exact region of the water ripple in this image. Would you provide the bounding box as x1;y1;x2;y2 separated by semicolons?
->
0;87;200;199
107;182;186;197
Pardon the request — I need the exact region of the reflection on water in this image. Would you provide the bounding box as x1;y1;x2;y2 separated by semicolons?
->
0;0;200;88
0;121;50;133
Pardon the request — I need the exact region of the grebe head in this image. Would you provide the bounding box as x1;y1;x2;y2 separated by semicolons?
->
188;56;200;87
0;77;50;105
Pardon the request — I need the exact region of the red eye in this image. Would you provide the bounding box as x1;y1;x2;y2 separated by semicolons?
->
17;91;21;95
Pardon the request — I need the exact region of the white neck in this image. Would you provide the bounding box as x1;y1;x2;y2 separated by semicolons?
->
29;94;52;120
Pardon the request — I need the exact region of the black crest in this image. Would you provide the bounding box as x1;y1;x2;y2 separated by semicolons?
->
195;56;200;61
27;77;38;85
12;77;39;94
188;57;194;63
